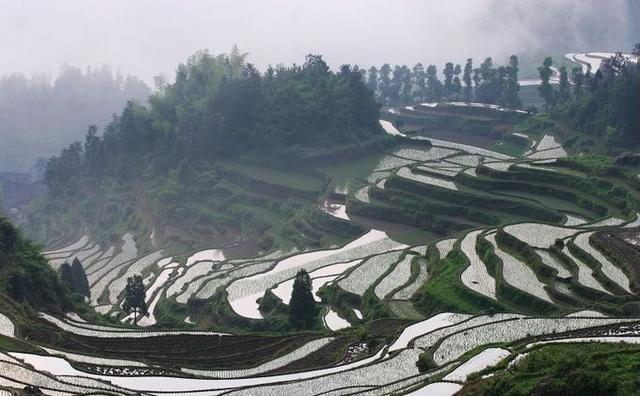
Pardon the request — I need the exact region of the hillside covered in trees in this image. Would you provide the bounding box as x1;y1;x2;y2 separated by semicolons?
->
521;46;640;154
29;49;384;252
556;47;640;150
0;65;150;173
44;49;382;193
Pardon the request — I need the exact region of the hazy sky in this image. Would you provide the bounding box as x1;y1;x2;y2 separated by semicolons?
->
0;0;635;83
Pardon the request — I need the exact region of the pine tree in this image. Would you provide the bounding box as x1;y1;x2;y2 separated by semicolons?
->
558;66;570;103
571;67;584;98
412;63;426;102
122;275;147;323
59;262;74;287
366;66;378;96
538;57;555;109
443;62;454;98
288;269;316;328
452;64;462;99
70;257;90;297
425;65;443;101
499;55;521;108
463;58;473;102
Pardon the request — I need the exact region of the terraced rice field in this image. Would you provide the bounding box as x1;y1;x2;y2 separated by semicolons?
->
397;166;458;190
374;254;416;299
486;234;553;303
460;230;497;299
9;93;640;394
338;251;405;296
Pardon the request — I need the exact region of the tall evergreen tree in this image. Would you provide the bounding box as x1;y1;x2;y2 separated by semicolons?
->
452;64;462;99
59;259;89;297
388;65;404;104
59;262;74;288
499;55;521;108
379;64;392;103
538;56;555;109
367;66;379;97
71;257;90;297
477;57;501;103
472;68;481;98
571;67;584;98
398;65;413;103
412;63;426;102
463;58;473;102
122;275;147;323
558;66;570;103
443;62;455;98
289;269;316;328
425;65;443;101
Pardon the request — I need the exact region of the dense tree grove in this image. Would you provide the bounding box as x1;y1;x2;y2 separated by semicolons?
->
366;55;521;108
44;48;381;194
543;45;640;150
0;66;150;173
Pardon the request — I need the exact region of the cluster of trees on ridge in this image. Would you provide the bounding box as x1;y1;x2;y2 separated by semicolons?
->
366;56;522;108
0;216;78;312
43;48;381;195
0;66;150;173
537;44;640;150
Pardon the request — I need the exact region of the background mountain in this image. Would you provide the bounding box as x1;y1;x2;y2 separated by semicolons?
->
0;65;150;173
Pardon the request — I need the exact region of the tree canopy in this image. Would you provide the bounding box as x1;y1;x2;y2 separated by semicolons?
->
43;49;382;194
366;55;521;108
542;45;640;151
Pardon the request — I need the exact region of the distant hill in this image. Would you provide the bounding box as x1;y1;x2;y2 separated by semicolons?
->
0;65;150;173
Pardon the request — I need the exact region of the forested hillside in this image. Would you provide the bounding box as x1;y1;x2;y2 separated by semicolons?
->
0;65;150;173
559;48;640;150
29;49;384;253
44;49;381;190
527;45;640;152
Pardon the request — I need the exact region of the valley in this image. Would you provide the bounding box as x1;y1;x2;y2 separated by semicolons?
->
1;47;640;393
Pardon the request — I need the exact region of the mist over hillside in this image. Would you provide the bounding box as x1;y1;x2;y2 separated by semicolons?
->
0;0;635;174
0;1;640;395
0;0;636;82
0;65;150;173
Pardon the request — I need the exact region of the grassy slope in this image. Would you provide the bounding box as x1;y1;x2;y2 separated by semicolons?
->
459;343;640;396
223;162;326;192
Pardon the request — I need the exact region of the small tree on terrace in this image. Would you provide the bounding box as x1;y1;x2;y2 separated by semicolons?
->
289;269;316;328
122;275;147;323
